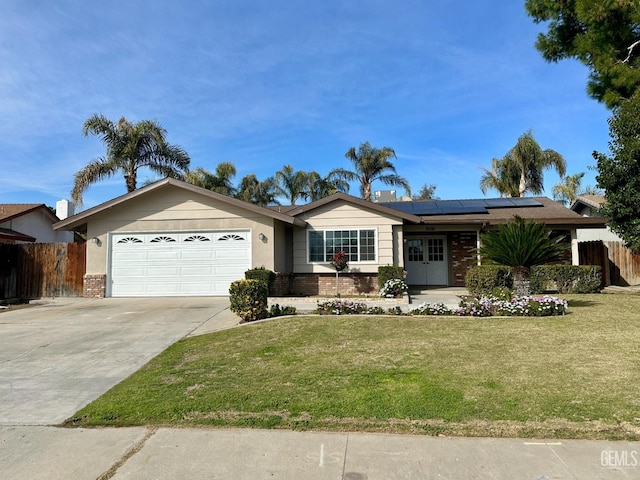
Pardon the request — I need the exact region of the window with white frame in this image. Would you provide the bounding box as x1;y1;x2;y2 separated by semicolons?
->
308;229;376;263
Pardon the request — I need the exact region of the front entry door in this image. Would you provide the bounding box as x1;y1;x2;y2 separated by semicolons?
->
405;236;448;285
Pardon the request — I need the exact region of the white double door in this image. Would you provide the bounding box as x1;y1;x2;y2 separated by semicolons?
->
405;236;448;285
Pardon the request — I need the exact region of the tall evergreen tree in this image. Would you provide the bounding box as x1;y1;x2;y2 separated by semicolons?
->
526;0;640;108
594;92;640;253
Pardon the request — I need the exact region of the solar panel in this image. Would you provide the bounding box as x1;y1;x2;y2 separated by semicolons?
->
484;198;515;208
380;202;415;214
381;197;543;216
509;198;542;207
439;206;488;214
409;202;441;215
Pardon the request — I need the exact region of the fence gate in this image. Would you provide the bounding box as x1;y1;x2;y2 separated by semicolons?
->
0;243;86;300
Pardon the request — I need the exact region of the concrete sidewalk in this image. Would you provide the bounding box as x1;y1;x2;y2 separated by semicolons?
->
1;426;638;479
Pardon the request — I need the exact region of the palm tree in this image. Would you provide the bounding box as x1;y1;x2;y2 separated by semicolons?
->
332;142;411;201
275;165;310;205
552;172;585;206
183;167;217;189
552;172;604;206
479;157;521;198
481;130;566;198
478;216;568;296
72;115;190;204
236;174;279;206
306;170;350;201
183;163;237;196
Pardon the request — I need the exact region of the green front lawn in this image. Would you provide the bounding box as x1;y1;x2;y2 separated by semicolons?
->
66;294;640;439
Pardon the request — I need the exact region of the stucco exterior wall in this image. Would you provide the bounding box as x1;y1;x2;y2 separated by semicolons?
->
576;227;622;242
292;200;403;274
273;222;292;272
83;186;276;275
1;211;74;243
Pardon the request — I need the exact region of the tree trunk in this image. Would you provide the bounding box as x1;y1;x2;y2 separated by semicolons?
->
513;267;531;296
363;182;372;201
125;171;137;192
519;171;527;197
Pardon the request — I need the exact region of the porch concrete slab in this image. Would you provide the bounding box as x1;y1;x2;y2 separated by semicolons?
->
111;428;348;479
408;287;467;309
0;425;147;480
0;297;230;425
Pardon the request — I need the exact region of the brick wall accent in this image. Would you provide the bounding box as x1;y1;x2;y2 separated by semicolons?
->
449;232;477;287
83;274;106;298
273;272;293;296
285;273;379;296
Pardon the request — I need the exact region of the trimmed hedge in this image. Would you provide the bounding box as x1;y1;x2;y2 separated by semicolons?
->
466;264;602;294
229;279;269;322
378;266;405;290
245;267;275;294
465;266;513;295
530;265;602;294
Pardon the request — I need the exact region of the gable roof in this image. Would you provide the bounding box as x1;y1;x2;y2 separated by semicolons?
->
285;192;422;223
0;227;36;243
570;195;605;211
0;204;59;224
53;178;308;231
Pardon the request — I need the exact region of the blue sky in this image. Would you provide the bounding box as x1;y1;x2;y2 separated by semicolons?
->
0;1;611;211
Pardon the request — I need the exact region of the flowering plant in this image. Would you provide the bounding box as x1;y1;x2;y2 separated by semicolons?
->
329;250;349;271
379;278;408;298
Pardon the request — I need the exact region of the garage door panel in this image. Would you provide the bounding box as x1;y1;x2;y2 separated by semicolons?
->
110;231;251;297
111;251;148;262
147;250;180;261
215;249;249;260
180;249;216;260
180;266;215;276
146;266;181;276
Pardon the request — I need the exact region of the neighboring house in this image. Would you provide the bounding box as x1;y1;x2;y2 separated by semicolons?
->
571;195;640;285
53;178;606;298
570;195;620;242
0;202;76;244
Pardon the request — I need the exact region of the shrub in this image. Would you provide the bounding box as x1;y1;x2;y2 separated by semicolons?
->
454;295;567;317
315;299;390;315
268;304;297;317
245;267;275;294
387;306;405;316
410;302;453;316
465;266;513;295
530;265;602;294
379;278;408;298
378;266;405;290
229;279;269;322
491;286;513;301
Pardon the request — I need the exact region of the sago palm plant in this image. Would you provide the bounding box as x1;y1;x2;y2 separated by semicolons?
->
478;216;568;296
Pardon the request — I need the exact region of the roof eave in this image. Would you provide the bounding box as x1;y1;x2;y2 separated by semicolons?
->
54;178;307;231
289;193;421;224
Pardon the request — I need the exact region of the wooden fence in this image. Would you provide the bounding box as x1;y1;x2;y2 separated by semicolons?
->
578;240;640;286
0;243;86;300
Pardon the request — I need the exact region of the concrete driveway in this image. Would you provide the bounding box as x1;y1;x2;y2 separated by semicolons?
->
0;296;234;425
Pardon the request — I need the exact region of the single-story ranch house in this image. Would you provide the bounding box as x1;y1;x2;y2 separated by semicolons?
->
53;178;607;298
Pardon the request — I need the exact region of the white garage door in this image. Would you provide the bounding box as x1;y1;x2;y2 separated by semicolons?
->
109;231;251;297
